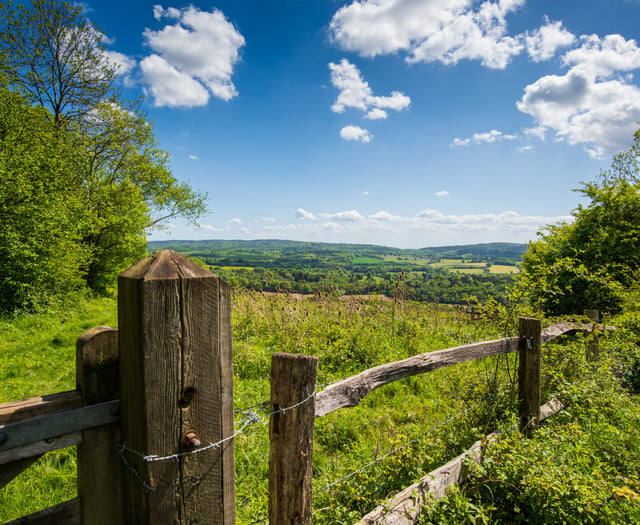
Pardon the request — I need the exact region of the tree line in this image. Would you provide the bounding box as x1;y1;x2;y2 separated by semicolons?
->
0;0;205;314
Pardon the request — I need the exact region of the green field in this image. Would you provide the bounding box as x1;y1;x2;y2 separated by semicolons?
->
2;292;640;523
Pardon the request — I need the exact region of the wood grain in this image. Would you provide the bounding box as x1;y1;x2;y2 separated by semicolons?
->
269;353;318;525
118;250;234;524
315;337;520;417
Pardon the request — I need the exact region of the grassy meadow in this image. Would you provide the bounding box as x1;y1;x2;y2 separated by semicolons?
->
2;291;639;523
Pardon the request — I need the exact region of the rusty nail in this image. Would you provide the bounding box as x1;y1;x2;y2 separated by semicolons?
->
182;431;201;450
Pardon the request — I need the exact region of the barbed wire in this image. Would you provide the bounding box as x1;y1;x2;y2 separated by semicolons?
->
119;388;317;491
313;399;483;496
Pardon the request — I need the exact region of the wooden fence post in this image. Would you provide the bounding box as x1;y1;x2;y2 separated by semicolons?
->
518;317;542;434
584;309;600;360
118;250;234;524
269;352;318;525
76;326;122;524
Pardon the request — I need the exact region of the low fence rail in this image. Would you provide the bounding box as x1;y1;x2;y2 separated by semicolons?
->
0;250;607;524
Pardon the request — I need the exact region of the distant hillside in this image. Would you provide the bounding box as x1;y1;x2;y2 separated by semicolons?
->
146;238;522;304
425;242;527;259
147;239;527;261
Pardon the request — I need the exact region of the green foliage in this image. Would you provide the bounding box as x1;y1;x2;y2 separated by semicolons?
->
0;0;117;126
76;102;207;292
521;127;640;316
3;292;640;523
0;0;207;306
0;89;88;313
150;239;519;305
419;314;640;524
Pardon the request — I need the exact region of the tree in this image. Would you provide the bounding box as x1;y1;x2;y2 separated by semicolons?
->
0;0;207;293
0;89;88;313
77;101;206;292
0;0;118;126
521;127;640;315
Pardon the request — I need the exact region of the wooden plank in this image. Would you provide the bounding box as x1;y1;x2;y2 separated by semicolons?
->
0;432;81;465
5;497;80;525
518;317;542;433
356;398;564;525
76;326;123;525
315;337;520;417
0;401;118;451
269;353;318;525
0;391;81;426
0;456;42;489
118;250;235;524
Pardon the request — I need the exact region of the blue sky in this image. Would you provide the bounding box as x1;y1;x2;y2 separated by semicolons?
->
91;0;640;248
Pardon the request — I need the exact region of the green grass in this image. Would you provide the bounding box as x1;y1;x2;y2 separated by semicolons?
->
2;293;638;523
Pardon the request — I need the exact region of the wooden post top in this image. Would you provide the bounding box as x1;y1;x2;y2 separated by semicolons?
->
119;250;213;281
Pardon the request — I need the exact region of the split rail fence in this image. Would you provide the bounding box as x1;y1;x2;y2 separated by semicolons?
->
0;250;605;524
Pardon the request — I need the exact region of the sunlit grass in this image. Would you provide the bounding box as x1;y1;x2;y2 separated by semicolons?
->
1;291;510;523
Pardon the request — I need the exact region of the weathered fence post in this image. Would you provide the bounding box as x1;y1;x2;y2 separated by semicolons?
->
269;352;318;525
76;326;122;524
518;317;542;434
118;250;235;524
584;309;600;360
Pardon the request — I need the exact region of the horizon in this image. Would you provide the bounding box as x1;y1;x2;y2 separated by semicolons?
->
146;237;529;252
88;0;640;249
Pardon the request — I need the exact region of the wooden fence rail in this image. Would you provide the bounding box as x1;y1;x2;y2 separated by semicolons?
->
0;250;608;524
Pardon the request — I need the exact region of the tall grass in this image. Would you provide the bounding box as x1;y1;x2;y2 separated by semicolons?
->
1;291;516;523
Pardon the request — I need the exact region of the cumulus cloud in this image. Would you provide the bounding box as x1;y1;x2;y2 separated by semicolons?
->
435;190;449;197
369;210;400;221
188;154;198;160
330;0;526;69
451;129;517;146
518;33;640;157
158;207;573;246
340;125;373;143
228;217;243;224
329;59;410;116
139;54;210;107
525;18;575;62
295;208;315;220
321;210;365;221
104;49;136;76
140;5;245;107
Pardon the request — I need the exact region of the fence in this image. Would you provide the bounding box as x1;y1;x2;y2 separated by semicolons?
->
0;250;604;524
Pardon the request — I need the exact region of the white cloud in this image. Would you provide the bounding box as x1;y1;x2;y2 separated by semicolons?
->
340;125;373;143
295;208;315;220
104;50;136;76
139;54;210;107
563;34;640;77
141;5;245;107
329;59;410;116
517;145;535;152
435;190;449;197
228;217;243;224
523;126;547;141
451;129;517;146
188;154;198;160
154;208;573;247
518;34;640;157
199;224;225;232
330;0;526;69
525;18;575;62
321;210;365;221
369;210;400;221
365;108;388;120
